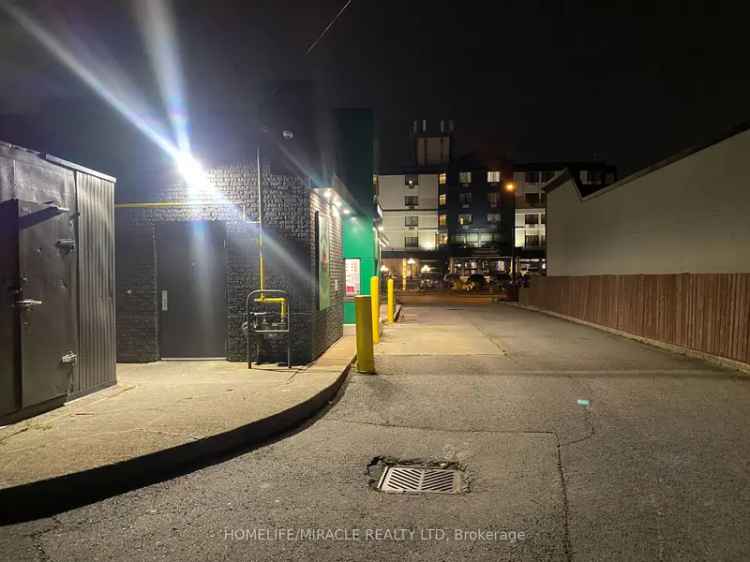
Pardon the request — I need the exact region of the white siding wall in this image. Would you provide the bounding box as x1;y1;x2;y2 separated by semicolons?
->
378;173;439;252
547;129;750;275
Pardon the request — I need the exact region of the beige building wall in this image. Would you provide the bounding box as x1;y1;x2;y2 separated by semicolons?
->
547;128;750;276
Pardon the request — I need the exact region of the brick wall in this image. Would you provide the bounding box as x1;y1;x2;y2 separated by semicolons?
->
116;165;343;364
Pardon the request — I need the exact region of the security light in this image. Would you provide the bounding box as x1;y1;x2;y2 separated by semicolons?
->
505;182;515;192
176;152;206;188
282;129;294;140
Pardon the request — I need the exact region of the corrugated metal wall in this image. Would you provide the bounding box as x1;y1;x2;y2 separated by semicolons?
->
521;274;750;365
73;172;116;396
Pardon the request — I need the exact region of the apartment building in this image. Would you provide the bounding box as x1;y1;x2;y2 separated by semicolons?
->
511;162;617;272
377;172;442;277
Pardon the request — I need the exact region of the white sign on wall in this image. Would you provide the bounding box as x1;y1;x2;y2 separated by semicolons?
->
345;258;360;297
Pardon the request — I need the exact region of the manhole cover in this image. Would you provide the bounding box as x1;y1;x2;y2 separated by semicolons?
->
377;465;463;494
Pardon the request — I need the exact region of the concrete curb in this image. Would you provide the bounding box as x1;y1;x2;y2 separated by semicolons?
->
0;361;352;525
506;302;750;376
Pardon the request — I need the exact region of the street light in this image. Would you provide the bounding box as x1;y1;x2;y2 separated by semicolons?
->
504;182;517;288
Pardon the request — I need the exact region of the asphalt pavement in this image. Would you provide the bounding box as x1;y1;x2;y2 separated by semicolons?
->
2;303;749;561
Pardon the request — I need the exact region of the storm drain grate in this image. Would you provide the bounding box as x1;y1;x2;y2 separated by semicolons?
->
377;466;462;494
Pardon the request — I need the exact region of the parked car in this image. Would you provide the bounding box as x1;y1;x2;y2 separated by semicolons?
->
418;271;444;290
489;272;513;292
465;273;488;292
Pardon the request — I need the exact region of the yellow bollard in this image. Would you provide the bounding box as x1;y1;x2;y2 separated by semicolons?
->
370;276;380;343
355;295;375;373
387;278;395;323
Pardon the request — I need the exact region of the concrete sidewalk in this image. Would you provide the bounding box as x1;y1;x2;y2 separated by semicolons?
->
0;335;354;523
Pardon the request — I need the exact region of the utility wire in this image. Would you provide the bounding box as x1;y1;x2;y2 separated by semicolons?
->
304;0;352;56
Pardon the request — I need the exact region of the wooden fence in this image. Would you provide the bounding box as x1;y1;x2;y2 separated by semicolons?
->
520;274;750;365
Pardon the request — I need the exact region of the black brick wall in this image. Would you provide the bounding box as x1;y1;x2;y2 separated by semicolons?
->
115;222;159;362
116;164;343;364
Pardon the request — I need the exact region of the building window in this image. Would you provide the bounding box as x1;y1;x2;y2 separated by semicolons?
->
487;192;500;208
487;170;501;183
525;214;539;226
525;193;540;206
404;195;419;207
404;215;419;227
459;193;472;207
452;234;466;244
439;172;447;185
405;235;419;248
458;214;472;225
525;171;539;183
438;213;447;226
541;213;546;225
439;193;447;206
525;233;541;247
438;232;449;245
487;213;501;223
590;170;603;184
459;171;472;185
541;170;555;182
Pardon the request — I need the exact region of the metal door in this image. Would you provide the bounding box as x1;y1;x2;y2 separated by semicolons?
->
157;221;227;358
17;200;77;408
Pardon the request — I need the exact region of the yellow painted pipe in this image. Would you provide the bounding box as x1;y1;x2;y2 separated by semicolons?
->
387;278;395;323
370;276;380;344
254;296;287;318
355;295;375;373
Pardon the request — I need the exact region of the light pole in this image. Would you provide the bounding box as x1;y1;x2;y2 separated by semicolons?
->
505;181;517;287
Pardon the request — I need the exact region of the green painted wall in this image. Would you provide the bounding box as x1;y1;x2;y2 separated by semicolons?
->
343;215;378;323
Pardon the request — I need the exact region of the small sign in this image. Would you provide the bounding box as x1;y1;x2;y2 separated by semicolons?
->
345;258;361;297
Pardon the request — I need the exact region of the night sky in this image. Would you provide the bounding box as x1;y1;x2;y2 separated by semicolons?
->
1;0;749;182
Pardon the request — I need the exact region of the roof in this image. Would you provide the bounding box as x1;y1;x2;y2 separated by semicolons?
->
545;120;750;200
0;140;116;183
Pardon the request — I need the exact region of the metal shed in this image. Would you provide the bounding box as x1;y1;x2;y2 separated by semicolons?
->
0;142;116;423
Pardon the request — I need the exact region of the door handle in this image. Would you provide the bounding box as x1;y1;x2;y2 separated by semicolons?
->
15;299;43;310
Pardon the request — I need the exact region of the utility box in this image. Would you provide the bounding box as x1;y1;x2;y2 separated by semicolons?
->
0;142;116;423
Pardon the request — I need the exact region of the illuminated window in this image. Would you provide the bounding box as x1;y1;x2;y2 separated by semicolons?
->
439;193;447;206
458;214;472;225
439;213;447;226
438;233;449;245
487;192;500;208
404;215;419;227
487;170;501;183
439;173;447;185
459;171;472;184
